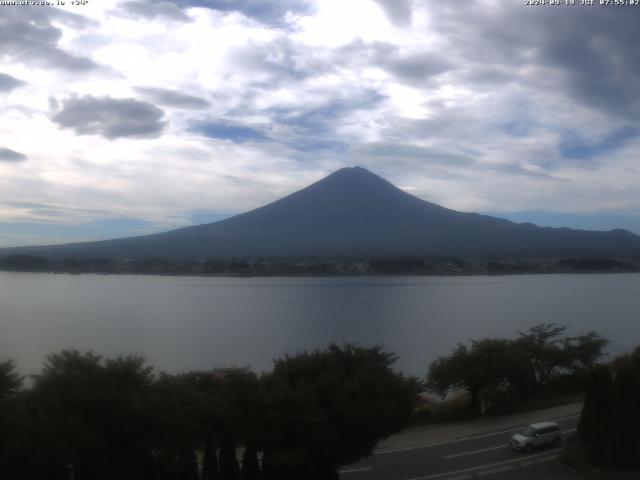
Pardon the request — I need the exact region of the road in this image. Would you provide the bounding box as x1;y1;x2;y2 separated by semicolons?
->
339;413;580;480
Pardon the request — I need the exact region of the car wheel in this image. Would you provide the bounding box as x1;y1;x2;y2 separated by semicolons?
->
524;444;532;453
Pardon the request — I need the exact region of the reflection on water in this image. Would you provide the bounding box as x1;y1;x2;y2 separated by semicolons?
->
1;272;639;376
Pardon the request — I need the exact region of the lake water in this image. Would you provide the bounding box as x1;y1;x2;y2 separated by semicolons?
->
1;272;638;377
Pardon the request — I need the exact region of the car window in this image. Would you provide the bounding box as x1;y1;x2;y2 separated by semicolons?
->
520;427;537;437
539;426;558;435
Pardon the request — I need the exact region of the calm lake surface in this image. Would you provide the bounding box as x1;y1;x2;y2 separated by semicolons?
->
1;272;638;377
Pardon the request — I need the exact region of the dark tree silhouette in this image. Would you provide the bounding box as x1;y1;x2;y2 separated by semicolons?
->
201;434;219;480
0;360;23;478
0;255;49;271
1;345;419;480
427;339;515;414
241;445;260;480
579;347;640;467
28;350;156;480
427;324;608;413
219;435;241;480
261;344;419;479
177;448;198;480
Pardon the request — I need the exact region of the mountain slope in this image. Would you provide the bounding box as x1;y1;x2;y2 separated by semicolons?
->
2;167;640;259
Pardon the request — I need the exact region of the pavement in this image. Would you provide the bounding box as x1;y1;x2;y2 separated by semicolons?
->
481;461;639;480
376;403;583;452
339;403;585;480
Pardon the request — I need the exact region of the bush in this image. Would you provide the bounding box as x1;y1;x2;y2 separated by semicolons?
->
560;439;590;471
578;347;640;468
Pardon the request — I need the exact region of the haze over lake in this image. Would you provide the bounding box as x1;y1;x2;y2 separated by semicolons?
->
2;272;638;377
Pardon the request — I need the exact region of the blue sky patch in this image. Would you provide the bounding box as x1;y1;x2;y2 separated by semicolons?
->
188;210;235;225
0;219;161;247
560;126;639;160
192;122;267;143
488;211;640;235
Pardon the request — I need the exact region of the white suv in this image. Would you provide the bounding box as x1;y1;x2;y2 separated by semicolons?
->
510;421;562;453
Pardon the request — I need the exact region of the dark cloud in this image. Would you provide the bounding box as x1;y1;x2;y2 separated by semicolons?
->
117;1;192;22
427;2;640;120
226;37;446;103
333;40;450;85
385;52;450;84
0;147;27;162
191;122;266;142
535;9;640;120
269;90;385;135
0;73;25;92
458;66;513;87
372;0;412;26
135;87;210;109
0;7;99;71
162;0;313;25
51;96;166;139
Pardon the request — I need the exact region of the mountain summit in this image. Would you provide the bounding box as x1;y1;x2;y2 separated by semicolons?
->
3;167;640;259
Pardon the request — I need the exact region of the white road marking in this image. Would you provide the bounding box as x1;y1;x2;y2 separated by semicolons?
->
441;426;577;460
339;466;373;474
375;430;517;455
477;465;515;476
375;414;580;455
405;448;562;480
443;444;507;459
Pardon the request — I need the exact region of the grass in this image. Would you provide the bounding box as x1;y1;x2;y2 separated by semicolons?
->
409;391;584;427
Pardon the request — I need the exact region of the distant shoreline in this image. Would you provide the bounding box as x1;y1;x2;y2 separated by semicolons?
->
3;268;640;279
2;253;639;277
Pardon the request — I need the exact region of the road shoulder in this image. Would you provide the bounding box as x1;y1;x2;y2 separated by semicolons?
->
376;403;583;452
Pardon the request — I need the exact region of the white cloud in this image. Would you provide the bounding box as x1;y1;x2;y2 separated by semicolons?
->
1;0;640;245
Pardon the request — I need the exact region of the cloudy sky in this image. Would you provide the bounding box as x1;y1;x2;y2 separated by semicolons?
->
1;0;640;247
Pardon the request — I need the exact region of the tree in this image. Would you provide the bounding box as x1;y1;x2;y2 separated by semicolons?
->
0;360;23;477
427;324;608;413
0;255;49;272
219;435;241;480
578;347;640;467
427;339;516;414
201;434;219;480
241;445;260;480
513;324;607;396
562;331;609;374
175;368;264;480
147;373;203;479
28;350;156;480
177;449;198;480
261;344;420;479
514;323;568;394
3;345;420;479
0;360;22;401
